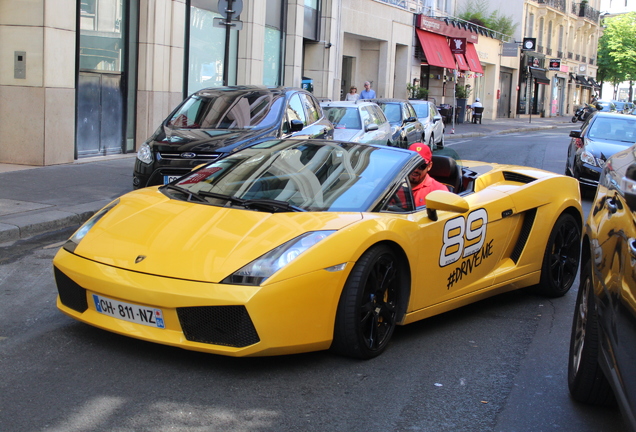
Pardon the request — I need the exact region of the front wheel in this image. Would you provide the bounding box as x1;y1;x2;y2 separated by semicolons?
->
571;115;579;123
428;135;435;151
534;213;581;297
568;259;615;405
331;245;402;359
437;131;445;149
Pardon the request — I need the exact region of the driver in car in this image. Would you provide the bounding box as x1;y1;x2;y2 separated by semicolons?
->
408;143;448;207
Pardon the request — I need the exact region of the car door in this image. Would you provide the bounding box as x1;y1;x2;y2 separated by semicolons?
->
594;157;636;407
405;186;518;311
404;102;422;144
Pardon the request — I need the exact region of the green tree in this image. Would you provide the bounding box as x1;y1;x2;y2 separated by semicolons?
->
457;0;518;37
597;12;636;100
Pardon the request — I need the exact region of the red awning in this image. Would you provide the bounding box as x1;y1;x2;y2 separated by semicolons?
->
464;43;484;73
416;29;456;70
455;54;469;71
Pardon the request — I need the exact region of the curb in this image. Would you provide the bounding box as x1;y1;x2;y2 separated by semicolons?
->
0;199;111;244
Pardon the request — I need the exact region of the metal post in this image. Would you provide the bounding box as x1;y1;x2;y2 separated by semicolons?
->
223;0;234;86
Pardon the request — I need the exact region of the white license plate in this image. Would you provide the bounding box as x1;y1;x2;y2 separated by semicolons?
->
92;294;165;329
163;175;180;184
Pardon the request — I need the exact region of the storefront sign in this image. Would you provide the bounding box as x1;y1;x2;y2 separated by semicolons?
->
502;43;518;57
548;59;561;71
450;38;466;54
416;15;479;43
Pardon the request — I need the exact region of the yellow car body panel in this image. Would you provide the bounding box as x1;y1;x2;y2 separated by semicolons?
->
53;150;583;357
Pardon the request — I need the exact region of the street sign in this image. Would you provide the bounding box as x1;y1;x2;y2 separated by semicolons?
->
522;37;536;51
217;0;243;19
213;17;243;30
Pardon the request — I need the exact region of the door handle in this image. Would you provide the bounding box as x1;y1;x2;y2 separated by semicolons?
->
606;196;618;214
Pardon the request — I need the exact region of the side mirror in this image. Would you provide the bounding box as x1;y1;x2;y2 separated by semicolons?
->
404;116;417;124
569;130;582;138
424;191;470;221
623;164;636;211
365;123;379;132
290;119;304;132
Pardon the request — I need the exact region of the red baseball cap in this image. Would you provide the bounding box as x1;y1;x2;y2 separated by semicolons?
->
408;143;432;164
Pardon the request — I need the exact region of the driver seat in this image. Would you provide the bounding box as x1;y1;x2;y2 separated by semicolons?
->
429;155;462;193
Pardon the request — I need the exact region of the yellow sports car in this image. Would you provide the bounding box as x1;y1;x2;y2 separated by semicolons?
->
53;138;583;359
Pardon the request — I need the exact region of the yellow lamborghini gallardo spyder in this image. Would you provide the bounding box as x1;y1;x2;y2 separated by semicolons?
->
53;138;583;359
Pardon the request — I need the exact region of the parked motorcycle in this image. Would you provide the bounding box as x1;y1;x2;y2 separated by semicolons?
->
571;104;596;122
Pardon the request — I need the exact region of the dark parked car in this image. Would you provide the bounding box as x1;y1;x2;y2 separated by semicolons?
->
611;100;630;114
568;144;636;431
366;98;424;148
565;111;636;193
133;86;334;188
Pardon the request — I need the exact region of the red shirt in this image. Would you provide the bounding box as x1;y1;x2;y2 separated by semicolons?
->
412;175;448;207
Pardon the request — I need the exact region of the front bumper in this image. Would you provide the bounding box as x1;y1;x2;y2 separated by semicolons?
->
53;249;351;356
575;160;602;187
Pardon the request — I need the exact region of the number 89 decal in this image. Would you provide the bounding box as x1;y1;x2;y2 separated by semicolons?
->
439;208;488;267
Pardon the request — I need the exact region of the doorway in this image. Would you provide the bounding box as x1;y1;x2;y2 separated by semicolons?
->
498;71;512;118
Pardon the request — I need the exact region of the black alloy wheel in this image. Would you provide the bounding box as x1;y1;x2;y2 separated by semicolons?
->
535;213;581;297
567;259;615;405
332;245;401;359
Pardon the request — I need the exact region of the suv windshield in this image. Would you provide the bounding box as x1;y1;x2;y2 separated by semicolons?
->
167;91;284;130
166;140;412;212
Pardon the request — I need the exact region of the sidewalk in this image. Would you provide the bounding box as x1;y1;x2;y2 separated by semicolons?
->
0;116;573;244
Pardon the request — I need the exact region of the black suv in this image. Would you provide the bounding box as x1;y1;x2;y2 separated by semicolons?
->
133;86;334;188
364;98;424;148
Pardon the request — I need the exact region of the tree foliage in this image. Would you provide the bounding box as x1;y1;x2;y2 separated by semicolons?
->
597;12;636;90
457;0;518;37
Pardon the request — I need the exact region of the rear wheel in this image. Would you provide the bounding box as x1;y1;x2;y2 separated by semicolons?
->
534;213;580;297
331;245;402;359
568;259;616;405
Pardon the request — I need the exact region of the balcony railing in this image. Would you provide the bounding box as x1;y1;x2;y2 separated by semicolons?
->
531;0;566;13
572;2;600;22
568;52;573;59
546;48;552;55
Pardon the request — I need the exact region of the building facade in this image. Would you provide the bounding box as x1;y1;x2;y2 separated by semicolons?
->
0;0;601;167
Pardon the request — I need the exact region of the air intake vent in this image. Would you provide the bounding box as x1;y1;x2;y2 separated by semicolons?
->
54;267;88;313
511;208;537;263
503;172;536;184
177;306;260;347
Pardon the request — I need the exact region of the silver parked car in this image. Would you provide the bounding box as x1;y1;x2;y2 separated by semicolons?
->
321;101;393;146
410;100;445;150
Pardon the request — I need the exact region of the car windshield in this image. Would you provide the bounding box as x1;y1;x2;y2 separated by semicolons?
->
378;103;402;123
588;117;636;142
323;107;362;130
412;103;429;118
166;91;284;130
166;140;412;212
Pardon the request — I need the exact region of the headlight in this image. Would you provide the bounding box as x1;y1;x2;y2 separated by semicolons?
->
63;200;120;253
137;142;153;164
580;150;597;167
222;231;337;286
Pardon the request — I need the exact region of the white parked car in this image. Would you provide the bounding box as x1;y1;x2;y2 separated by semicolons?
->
409;100;445;150
321;101;393;146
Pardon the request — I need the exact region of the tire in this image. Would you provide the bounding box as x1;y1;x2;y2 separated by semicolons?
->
571;116;579;123
331;245;402;359
437;131;445;149
534;213;581;297
568;259;616;405
428;135;435;151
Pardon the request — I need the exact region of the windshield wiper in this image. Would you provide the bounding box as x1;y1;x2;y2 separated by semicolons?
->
241;199;305;213
197;191;247;206
161;184;207;202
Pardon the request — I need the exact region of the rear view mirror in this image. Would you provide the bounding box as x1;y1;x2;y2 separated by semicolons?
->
569;130;581;138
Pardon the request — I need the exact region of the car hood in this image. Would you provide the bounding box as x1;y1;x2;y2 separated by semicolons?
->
585;137;634;158
332;129;362;142
73;188;363;283
151;126;276;154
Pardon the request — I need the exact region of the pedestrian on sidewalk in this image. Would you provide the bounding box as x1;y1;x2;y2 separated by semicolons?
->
360;81;376;99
